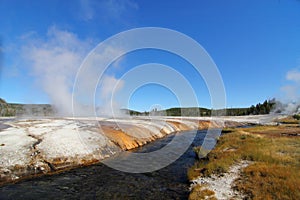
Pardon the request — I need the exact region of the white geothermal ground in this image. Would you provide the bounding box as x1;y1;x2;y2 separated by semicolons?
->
0;115;278;184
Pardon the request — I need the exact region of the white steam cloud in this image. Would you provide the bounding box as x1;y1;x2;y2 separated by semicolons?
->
286;69;300;83
97;75;124;116
22;26;124;116
279;69;300;114
79;0;138;21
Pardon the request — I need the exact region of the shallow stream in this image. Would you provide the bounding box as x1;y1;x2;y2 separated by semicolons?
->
0;129;216;200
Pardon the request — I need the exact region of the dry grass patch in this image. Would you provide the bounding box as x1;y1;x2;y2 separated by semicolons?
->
275;116;300;124
236;162;300;200
189;185;216;200
188;125;300;199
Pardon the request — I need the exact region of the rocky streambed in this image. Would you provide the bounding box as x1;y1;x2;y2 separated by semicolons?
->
0;115;269;187
0;129;208;199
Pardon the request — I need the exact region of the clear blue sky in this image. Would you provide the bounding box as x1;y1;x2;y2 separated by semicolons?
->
1;0;300;112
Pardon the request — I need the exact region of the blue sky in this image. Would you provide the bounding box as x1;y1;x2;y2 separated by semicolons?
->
1;0;300;112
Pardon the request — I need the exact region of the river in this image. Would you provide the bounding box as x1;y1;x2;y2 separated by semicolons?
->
0;129;215;200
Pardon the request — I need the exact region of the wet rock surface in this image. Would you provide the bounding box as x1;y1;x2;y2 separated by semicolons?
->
0;115;272;198
0;116;267;186
0;130;207;200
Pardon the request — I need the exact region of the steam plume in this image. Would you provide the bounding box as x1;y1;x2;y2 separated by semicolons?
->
278;69;300;114
22;26;124;116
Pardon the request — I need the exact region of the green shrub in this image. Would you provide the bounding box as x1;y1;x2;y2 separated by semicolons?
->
293;114;300;120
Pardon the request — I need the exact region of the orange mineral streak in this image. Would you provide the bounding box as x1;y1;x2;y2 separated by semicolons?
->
197;120;212;129
99;119;233;151
100;125;141;150
166;121;191;131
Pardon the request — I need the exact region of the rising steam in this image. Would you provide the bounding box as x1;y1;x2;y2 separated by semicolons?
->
22;26;124;116
278;69;300;114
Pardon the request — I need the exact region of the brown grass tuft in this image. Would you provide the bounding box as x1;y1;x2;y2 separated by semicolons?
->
189;185;216;200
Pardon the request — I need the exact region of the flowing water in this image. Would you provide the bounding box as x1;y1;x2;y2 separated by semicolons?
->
0;129;217;200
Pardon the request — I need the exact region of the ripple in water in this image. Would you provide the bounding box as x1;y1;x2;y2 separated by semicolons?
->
0;130;211;200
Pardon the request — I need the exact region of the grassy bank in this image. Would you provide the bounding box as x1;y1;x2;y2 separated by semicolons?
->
188;124;300;200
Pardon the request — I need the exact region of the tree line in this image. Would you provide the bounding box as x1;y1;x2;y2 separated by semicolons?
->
143;99;276;116
225;99;276;116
